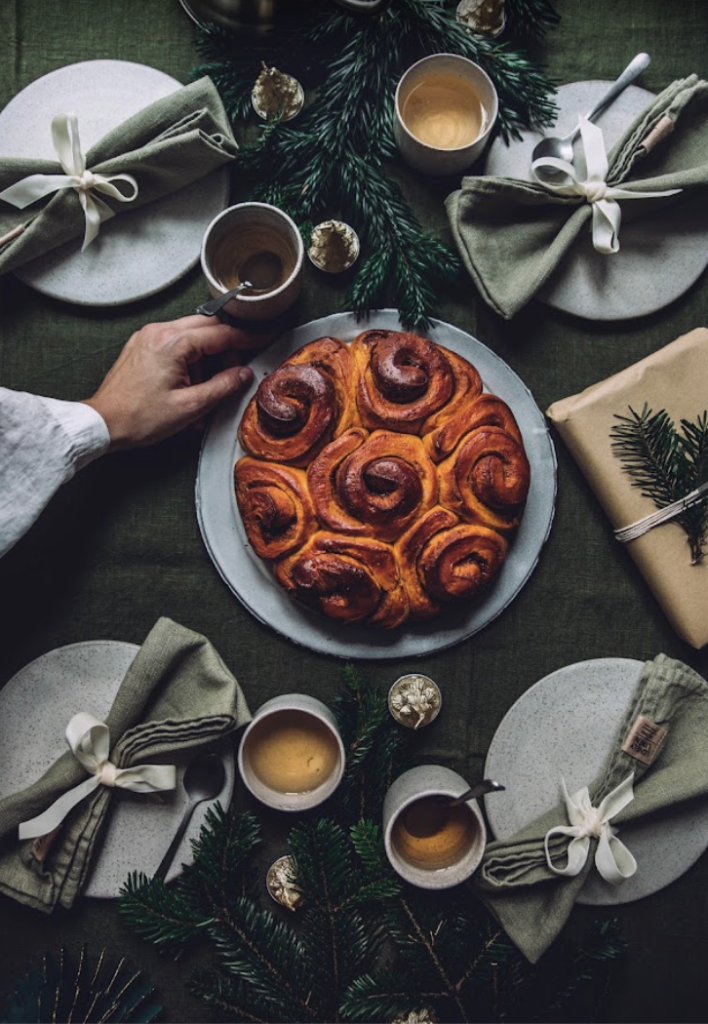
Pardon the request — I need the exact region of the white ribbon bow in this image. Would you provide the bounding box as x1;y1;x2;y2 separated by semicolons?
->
18;712;176;841
0;113;139;250
543;772;637;885
531;117;682;254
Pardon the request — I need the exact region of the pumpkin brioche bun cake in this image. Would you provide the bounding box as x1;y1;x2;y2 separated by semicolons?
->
234;329;531;629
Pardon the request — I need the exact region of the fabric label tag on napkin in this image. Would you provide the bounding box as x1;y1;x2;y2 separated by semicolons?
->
622;714;668;765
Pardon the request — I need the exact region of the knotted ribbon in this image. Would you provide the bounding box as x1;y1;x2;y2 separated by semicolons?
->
531;117;682;254
18;712;175;841
543;772;637;885
0;113;139;250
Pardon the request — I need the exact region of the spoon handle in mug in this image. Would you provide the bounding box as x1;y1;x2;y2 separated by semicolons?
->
569;52;651;143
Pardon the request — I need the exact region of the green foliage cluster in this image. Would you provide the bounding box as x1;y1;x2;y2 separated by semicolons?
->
611;404;708;563
191;0;560;328
118;665;626;1023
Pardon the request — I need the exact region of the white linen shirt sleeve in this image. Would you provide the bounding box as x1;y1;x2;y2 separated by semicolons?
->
0;388;110;557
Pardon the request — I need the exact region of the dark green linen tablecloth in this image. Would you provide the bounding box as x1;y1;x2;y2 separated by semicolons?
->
1;1;707;1021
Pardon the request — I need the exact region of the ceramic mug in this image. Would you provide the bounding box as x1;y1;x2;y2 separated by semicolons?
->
238;694;346;811
200;202;304;321
393;53;498;176
383;765;487;888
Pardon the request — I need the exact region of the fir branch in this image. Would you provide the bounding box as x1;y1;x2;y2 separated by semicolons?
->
504;0;561;39
118;873;213;957
611;404;708;563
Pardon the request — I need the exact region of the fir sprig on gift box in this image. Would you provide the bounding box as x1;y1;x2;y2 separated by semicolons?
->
611;404;708;564
118;665;625;1024
191;0;559;328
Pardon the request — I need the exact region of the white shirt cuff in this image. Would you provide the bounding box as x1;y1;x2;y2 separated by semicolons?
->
36;396;111;477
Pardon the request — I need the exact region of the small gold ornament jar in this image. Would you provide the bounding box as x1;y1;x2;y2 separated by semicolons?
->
388;674;442;730
251;64;304;122
308;219;360;273
266;855;304;911
456;0;506;36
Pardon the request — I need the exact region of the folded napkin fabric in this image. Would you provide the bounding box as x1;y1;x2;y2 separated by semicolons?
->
475;654;708;963
0;76;237;275
446;75;708;319
0;617;251;913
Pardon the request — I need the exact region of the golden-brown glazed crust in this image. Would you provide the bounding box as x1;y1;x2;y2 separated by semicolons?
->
307;428;438;543
438;426;531;533
351;329;456;434
235;330;531;628
424;393;522;464
238;337;355;467
234;457;317;560
274;531;409;628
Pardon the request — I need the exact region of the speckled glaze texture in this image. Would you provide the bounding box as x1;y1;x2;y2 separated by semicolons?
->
383;764;486;888
485;81;708;320
238;693;345;811
0;641;235;897
0;60;230;305
484;658;708;905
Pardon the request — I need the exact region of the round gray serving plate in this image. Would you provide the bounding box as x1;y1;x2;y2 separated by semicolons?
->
0;60;230;305
485;81;708;321
484;658;708;905
196;309;557;660
0;642;235;897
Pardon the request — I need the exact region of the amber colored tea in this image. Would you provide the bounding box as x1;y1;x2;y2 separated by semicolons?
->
400;72;489;150
211;222;296;293
391;796;479;869
242;709;341;794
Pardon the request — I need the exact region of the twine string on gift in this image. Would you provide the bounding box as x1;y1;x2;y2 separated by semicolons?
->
543;772;637;885
614;479;708;546
17;712;175;841
0;113;139;251
531;117;682;254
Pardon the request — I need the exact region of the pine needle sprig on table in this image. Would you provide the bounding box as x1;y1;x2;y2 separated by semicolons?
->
504;0;561;39
191;0;558;328
611;404;708;563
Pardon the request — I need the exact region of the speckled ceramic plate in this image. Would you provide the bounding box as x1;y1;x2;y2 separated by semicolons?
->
484;658;708;905
485;81;708;320
0;60;230;305
196;310;556;660
0;641;235;898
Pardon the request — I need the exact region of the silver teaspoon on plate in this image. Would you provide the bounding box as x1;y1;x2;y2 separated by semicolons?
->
531;52;650;169
154;752;226;880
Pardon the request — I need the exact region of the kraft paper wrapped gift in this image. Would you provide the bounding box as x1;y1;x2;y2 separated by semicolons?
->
546;327;708;648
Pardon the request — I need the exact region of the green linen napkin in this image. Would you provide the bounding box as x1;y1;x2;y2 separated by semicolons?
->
0;617;251;913
446;75;708;319
0;76;237;275
475;654;708;963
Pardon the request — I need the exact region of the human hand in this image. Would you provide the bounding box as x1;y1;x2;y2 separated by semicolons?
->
83;315;257;450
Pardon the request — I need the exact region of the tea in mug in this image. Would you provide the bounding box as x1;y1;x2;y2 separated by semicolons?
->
211;222;296;293
391;795;479;869
242;708;341;794
400;72;489;150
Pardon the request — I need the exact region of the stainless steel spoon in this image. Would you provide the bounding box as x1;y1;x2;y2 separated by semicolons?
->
531;52;650;168
444;779;505;808
154;753;226;880
196;280;252;318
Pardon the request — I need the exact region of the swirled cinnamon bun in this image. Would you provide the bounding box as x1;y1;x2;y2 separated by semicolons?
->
274;532;409;628
424;393;523;464
238;337;355;467
308;428;438;542
438;426;531;533
397;507;509;618
352;329;457;434
234;457;317;560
